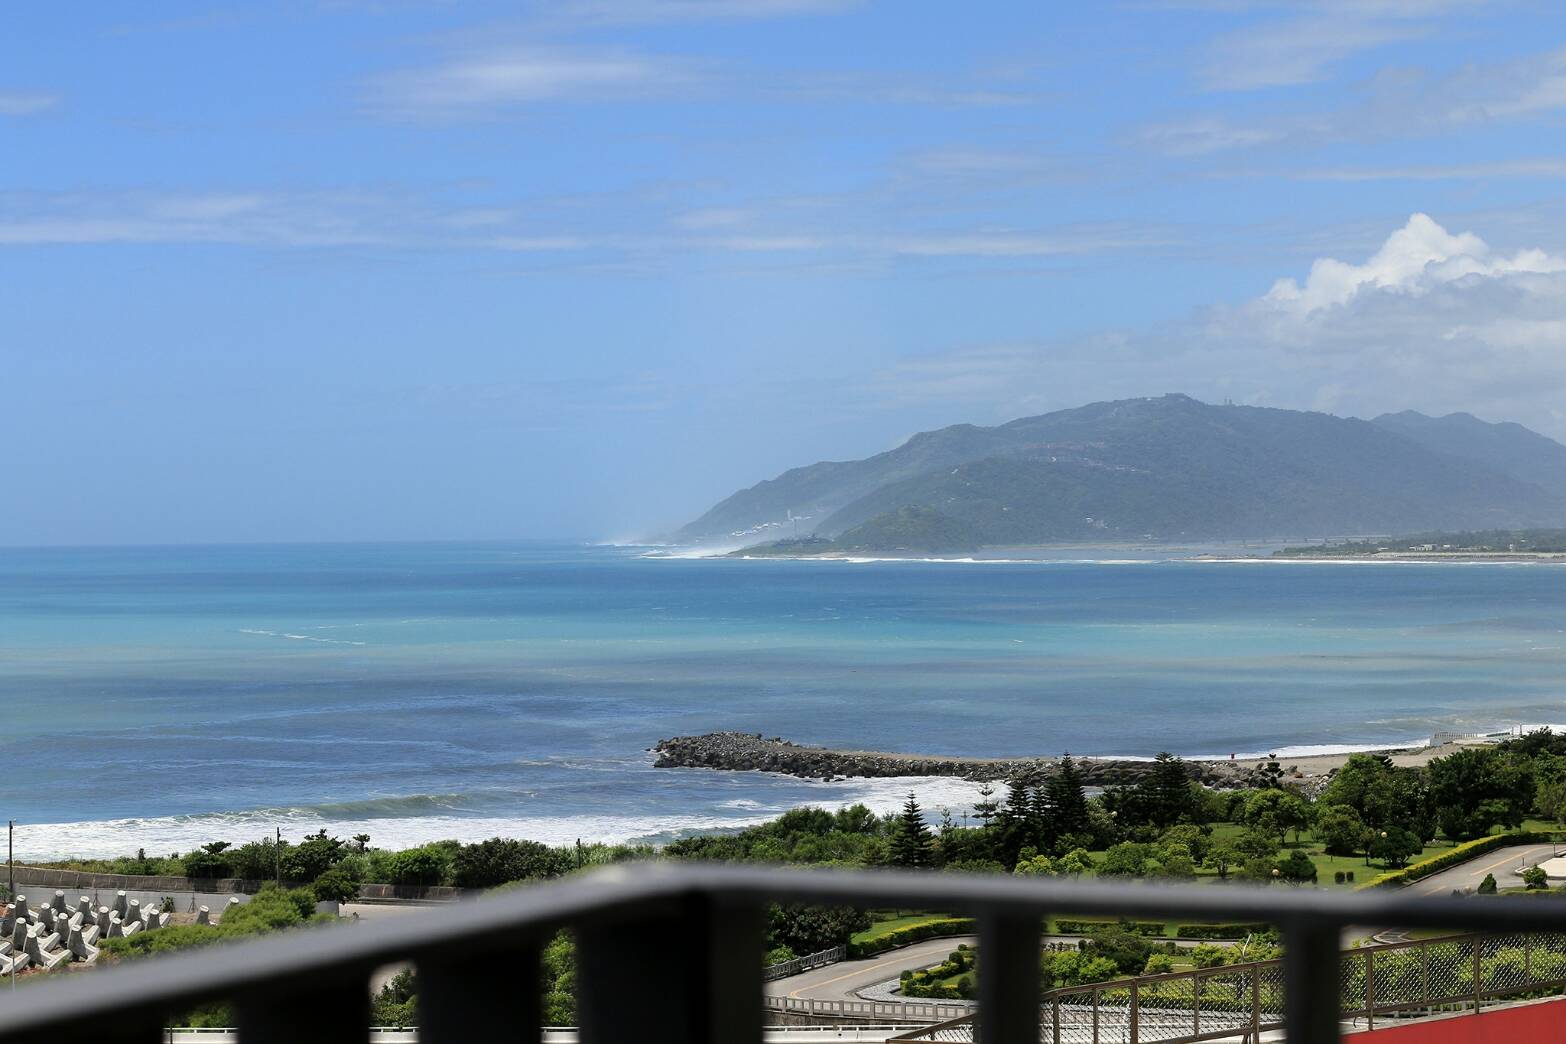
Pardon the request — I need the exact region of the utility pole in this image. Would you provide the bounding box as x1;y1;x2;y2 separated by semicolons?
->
7;820;13;900
274;828;282;887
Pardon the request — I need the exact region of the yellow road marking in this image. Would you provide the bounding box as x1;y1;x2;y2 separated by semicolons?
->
784;939;972;999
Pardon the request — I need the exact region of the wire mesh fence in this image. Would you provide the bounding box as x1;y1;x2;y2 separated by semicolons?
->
893;931;1566;1044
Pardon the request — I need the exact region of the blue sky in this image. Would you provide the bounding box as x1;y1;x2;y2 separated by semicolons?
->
8;1;1566;544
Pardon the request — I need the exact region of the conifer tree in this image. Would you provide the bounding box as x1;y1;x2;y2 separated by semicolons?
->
1143;752;1195;828
972;783;1000;825
889;793;935;868
1047;754;1090;843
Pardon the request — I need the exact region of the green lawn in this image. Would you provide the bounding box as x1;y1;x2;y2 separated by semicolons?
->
852;911;962;944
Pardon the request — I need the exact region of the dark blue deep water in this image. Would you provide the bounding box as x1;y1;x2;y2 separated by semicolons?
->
3;542;1564;856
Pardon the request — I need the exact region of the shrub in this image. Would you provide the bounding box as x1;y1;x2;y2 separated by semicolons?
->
848;918;977;958
1360;832;1554;889
765;945;798;966
1143;953;1176;975
1056;920;1165;937
388;846;451;887
1524;865;1549;890
451;838;569;889
1478;873;1498;895
1174;923;1269;940
312;866;361;904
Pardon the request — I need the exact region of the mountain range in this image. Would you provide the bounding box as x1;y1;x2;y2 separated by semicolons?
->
677;395;1566;552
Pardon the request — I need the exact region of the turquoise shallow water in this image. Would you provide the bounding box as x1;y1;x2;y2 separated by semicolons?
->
3;542;1565;857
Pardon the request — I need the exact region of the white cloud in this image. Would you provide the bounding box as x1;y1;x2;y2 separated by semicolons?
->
369;47;698;118
1263;212;1566;313
1282;159;1566;180
1201;14;1422;90
0;93;59;116
859;213;1566;441
1131;117;1285;156
543;0;857;26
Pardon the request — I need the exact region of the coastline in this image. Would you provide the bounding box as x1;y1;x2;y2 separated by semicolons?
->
654;731;1501;787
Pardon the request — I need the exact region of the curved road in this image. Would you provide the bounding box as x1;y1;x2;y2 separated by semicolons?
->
1398;843;1560;896
765;936;978;1003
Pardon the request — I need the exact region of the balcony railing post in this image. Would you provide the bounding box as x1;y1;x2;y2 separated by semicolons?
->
418;942;541;1044
235;972;370;1044
977;912;1041;1044
1249;969;1260;1043
1130;981;1139;1044
1365;949;1375;1031
1281;917;1339;1044
1472;937;1482;1013
577;893;764;1044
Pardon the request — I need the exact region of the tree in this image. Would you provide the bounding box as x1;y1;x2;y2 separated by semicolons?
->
1205;839;1239;880
1142;753;1196;828
1151;841;1196;879
1099;842;1153;877
1367;826;1422;869
312;866;360;904
1159;824;1212;865
1315;805;1368;857
888;794;935;868
451;838;568;889
1240;790;1310;846
1427;748;1535;840
1056;849;1095;877
1046;756;1091;843
1013;854;1056;877
1319;754;1433;840
280;830;346;883
388;846;448;887
767;904;870;955
972;783;1000;826
1272;849;1317;886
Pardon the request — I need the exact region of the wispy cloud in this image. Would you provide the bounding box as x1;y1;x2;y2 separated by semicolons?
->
0;187;1178;268
0;93;60;116
1130;116;1285;156
1281;159;1566;180
367;46;700;118
538;0;859;27
1197;0;1485;90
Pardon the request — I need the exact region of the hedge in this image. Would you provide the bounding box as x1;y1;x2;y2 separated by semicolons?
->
1054;920;1166;938
1174;923;1271;940
848;918;976;958
1359;831;1557;890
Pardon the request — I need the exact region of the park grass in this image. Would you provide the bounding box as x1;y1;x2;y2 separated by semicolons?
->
853;911;962;944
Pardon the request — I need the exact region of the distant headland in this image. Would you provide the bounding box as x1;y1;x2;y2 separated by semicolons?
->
674;394;1566;556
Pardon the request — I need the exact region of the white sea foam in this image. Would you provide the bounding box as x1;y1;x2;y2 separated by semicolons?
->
15;776;998;860
238;628;366;646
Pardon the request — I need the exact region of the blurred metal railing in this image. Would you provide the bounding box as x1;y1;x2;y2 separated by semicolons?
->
5;862;1566;1044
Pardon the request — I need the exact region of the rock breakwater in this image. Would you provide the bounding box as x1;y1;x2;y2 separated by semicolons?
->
653;732;1245;786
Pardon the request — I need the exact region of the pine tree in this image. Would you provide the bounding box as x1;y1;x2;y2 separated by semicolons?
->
1028;777;1058;853
1144;752;1194;828
889;793;935;868
972;783;1000;825
1047;755;1090;843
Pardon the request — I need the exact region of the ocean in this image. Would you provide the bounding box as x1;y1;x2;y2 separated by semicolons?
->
4;541;1565;859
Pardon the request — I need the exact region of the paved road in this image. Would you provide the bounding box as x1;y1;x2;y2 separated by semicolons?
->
765;937;979;1003
1400;843;1561;897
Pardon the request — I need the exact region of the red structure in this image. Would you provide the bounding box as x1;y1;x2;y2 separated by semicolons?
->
1343;999;1566;1042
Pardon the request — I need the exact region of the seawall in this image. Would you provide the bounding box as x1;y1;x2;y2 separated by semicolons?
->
653;732;1244;786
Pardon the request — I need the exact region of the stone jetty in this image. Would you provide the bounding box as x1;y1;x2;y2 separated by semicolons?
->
653;732;1247;786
